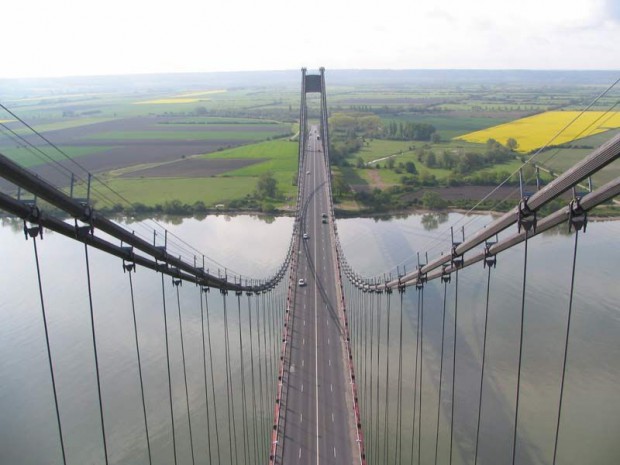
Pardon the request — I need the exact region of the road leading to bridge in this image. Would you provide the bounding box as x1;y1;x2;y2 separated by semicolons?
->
280;126;358;464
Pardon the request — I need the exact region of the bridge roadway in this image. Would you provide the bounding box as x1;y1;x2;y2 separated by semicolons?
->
281;126;358;464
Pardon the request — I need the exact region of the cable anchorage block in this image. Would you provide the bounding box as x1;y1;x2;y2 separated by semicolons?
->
517;197;537;234
172;277;182;287
568;197;588;233
484;241;497;269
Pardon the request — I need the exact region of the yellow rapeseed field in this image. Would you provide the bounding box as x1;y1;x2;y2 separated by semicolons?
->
134;90;226;105
178;90;226;98
457;111;620;152
0;119;14;124
134;98;201;105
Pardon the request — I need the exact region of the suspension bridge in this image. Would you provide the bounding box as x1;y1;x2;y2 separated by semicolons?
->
1;68;619;465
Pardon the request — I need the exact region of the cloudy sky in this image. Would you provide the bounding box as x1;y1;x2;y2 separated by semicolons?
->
3;0;619;78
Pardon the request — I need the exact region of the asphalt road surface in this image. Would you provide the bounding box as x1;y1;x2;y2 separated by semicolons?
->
281;126;358;465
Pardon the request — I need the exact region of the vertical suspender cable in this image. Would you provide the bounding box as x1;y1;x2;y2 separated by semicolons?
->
127;269;153;465
31;236;67;465
205;291;222;464
395;290;404;465
474;267;492;465
198;289;213;465
247;294;260;463
383;292;392;465
411;288;421;465
222;293;238;465
160;273;178;465
375;292;382;465
363;289;369;438
552;229;580;465
434;281;449;465
512;236;529;465
418;285;425;465
83;244;110;465
174;284;196;465
235;294;250;465
262;291;273;458
449;269;459;465
368;291;375;461
255;294;266;461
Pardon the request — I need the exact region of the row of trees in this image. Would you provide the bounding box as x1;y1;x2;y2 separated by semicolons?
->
383;121;437;141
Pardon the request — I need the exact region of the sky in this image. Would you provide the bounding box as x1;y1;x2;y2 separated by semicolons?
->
2;0;619;78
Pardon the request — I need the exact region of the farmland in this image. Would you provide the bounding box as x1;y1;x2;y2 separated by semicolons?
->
0;70;618;215
457;111;620;152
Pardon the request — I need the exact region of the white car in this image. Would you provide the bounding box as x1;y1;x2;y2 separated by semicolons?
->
306;170;311;175
298;278;306;286
303;233;309;239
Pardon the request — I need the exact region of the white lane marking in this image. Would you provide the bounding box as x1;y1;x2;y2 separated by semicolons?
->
301;383;304;393
299;447;302;459
330;383;333;392
332;412;335;423
300;413;303;423
302;359;305;367
327;338;330;345
303;338;305;345
329;359;331;367
333;447;337;458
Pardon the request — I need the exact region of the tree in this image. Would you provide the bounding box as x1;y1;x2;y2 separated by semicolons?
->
506;138;519;151
356;157;365;168
256;172;277;199
421;191;447;209
386;157;395;169
431;132;441;144
405;161;418;174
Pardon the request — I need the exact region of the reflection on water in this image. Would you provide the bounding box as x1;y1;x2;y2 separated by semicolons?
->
1;213;619;465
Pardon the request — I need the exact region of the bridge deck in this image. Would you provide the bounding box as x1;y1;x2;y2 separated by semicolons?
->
280;126;358;464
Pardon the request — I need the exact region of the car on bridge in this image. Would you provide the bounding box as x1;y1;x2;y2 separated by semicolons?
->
303;233;309;239
298;278;306;286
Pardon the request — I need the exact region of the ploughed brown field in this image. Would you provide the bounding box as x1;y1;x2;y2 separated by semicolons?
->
119;158;267;178
0;116;286;191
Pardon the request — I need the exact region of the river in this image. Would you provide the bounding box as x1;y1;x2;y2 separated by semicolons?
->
1;212;618;465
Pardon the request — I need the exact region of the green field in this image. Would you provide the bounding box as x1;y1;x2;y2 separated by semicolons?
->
2;145;116;168
2;71;618;214
99;139;299;208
